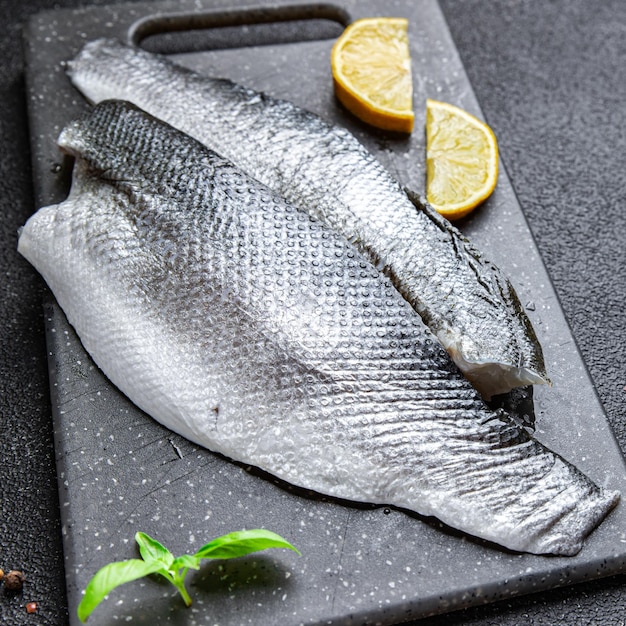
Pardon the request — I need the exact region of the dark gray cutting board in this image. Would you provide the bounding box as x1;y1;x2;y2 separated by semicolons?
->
22;0;626;624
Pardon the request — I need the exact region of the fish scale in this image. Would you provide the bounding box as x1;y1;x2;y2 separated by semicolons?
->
17;100;618;555
68;38;548;399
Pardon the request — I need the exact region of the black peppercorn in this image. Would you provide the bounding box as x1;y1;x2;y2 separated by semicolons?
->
4;570;25;591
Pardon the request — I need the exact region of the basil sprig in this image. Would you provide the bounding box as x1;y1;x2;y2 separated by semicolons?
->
78;529;299;622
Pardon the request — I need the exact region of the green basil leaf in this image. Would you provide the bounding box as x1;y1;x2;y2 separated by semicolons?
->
171;554;201;572
135;532;174;568
194;529;300;561
77;558;163;622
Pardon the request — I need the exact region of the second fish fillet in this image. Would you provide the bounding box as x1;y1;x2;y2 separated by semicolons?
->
67;38;548;399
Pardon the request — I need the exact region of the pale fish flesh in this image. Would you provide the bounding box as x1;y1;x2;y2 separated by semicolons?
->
67;38;548;400
18;101;618;555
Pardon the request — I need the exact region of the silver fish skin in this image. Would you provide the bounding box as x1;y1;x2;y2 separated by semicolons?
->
67;38;548;400
18;101;617;555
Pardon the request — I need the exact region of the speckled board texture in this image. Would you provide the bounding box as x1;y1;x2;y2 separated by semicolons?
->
2;0;626;625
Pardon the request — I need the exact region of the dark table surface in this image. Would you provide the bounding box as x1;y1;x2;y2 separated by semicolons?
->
1;0;625;624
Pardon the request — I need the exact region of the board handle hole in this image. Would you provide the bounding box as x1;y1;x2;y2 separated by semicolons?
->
129;3;350;54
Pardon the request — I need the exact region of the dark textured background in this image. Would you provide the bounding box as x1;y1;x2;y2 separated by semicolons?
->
1;0;624;624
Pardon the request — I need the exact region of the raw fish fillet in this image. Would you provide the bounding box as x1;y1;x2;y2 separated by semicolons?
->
67;38;548;399
18;100;618;555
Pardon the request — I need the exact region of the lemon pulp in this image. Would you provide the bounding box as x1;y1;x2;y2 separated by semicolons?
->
331;17;414;133
426;98;499;220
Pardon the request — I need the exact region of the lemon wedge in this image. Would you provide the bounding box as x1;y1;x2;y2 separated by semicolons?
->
426;99;499;220
331;17;414;133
